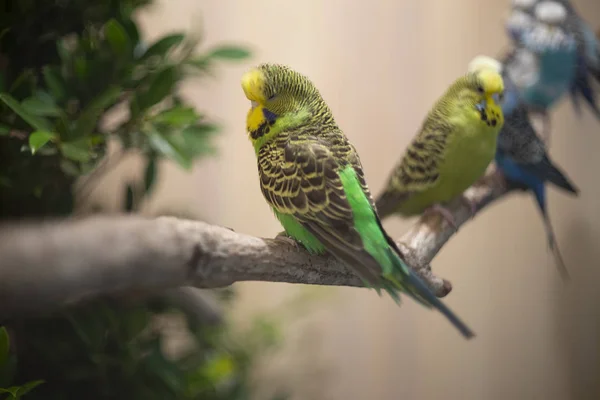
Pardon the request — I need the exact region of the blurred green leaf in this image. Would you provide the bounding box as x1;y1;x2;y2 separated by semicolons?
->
144;338;186;395
125;184;134;212
56;38;70;63
8;69;33;93
74;85;122;136
74;56;89;80
0;386;18;397
153;106;198;127
137;67;179;111
120;17;141;48
0;93;52;131
28;131;56;154
182;123;219;156
202;354;235;383
22;94;61;117
14;380;44;397
42;66;66;101
141;33;185;60
206;45;251;60
148;128;192;170
0;327;9;367
0;124;10;136
144;157;157;194
59;159;80;176
104;19;130;56
60;139;91;162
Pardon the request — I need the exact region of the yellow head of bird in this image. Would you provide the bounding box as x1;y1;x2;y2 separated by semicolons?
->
241;68;267;108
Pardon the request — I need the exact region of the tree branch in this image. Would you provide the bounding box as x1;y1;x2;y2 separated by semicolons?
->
0;166;515;320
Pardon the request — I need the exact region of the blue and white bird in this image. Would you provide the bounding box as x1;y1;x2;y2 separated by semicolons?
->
548;0;600;119
501;2;578;142
469;55;579;279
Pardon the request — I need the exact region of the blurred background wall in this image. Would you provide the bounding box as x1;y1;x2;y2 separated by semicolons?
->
88;0;600;399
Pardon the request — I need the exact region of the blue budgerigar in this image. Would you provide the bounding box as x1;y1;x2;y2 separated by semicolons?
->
502;2;578;142
510;1;578;111
469;56;579;279
547;0;600;119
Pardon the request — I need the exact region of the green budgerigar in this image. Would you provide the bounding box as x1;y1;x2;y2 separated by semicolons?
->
374;69;505;229
241;63;474;339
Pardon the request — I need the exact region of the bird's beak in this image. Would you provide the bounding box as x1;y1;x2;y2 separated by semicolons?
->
476;100;487;112
250;100;259;110
491;93;502;105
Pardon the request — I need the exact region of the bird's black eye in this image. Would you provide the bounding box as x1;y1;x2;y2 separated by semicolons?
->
477;85;484;93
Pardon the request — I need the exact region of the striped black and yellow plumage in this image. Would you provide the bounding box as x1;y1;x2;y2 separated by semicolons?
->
375;70;505;224
242;63;474;338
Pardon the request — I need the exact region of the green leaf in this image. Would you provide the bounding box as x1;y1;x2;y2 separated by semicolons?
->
74;86;122;137
28;131;56;154
206;45;251;60
22;94;61;117
74;56;88;80
144;157;157;194
0;386;18;397
60;139;91;163
0;93;52;131
42;66;66;101
153;106;199;127
120;17;140;48
181;123;219;157
137;67;179;111
125;183;134;212
104;19;130;56
148;128;192;170
141;34;185;60
0;124;10;136
56;38;70;63
0;327;9;367
14;380;44;397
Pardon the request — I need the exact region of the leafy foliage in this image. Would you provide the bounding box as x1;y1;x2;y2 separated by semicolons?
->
0;328;44;400
0;0;242;217
11;297;288;400
0;1;291;399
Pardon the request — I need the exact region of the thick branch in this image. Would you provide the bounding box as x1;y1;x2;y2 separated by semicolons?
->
0;167;514;319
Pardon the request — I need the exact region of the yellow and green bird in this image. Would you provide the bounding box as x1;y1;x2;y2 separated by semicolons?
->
375;69;505;228
241;63;474;339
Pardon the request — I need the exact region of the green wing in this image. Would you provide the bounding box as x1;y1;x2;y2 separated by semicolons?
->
258;135;385;285
375;118;451;218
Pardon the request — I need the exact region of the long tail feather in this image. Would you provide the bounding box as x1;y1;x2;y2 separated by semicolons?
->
542;213;570;281
402;268;475;339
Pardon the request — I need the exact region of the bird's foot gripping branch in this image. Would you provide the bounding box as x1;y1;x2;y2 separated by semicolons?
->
0;167;510;322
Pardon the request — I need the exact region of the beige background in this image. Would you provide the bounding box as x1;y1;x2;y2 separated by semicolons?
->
92;1;600;399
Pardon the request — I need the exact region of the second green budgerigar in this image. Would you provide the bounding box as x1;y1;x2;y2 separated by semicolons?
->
375;68;506;229
241;63;474;339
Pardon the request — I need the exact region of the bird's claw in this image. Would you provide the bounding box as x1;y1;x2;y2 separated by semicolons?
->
423;204;459;232
275;231;301;249
459;195;478;219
